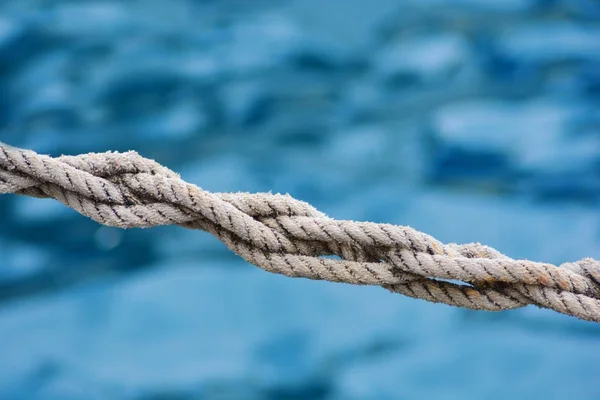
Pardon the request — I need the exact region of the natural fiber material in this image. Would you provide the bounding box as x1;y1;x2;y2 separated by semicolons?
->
1;142;599;322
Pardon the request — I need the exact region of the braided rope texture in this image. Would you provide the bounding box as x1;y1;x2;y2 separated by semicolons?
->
1;142;600;322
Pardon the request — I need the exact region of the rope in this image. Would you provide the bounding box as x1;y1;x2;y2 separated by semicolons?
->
1;142;599;322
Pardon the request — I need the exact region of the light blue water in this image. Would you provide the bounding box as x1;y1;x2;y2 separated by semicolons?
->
1;1;599;399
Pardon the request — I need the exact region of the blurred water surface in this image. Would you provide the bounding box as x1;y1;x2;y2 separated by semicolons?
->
1;0;599;399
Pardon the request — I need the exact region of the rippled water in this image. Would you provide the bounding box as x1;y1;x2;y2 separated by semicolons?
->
1;1;599;399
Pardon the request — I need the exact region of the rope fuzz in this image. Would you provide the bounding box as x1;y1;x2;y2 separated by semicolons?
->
1;142;599;322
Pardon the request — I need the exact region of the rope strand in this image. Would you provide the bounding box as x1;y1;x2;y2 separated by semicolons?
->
2;142;599;322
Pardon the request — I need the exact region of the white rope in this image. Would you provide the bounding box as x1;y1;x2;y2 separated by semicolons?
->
1;142;599;322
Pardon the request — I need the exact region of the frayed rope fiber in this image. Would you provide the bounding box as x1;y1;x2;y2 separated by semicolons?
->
1;142;600;322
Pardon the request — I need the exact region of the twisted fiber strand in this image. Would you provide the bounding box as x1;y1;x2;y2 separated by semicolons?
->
1;143;599;322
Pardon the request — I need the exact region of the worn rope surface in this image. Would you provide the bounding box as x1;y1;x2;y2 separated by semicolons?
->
1;142;600;322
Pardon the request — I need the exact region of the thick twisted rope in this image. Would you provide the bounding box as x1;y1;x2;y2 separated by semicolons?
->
1;143;599;322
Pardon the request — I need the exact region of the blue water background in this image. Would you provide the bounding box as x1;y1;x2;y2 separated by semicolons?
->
1;0;600;399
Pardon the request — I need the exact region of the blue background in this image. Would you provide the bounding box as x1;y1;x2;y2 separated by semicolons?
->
1;0;600;399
